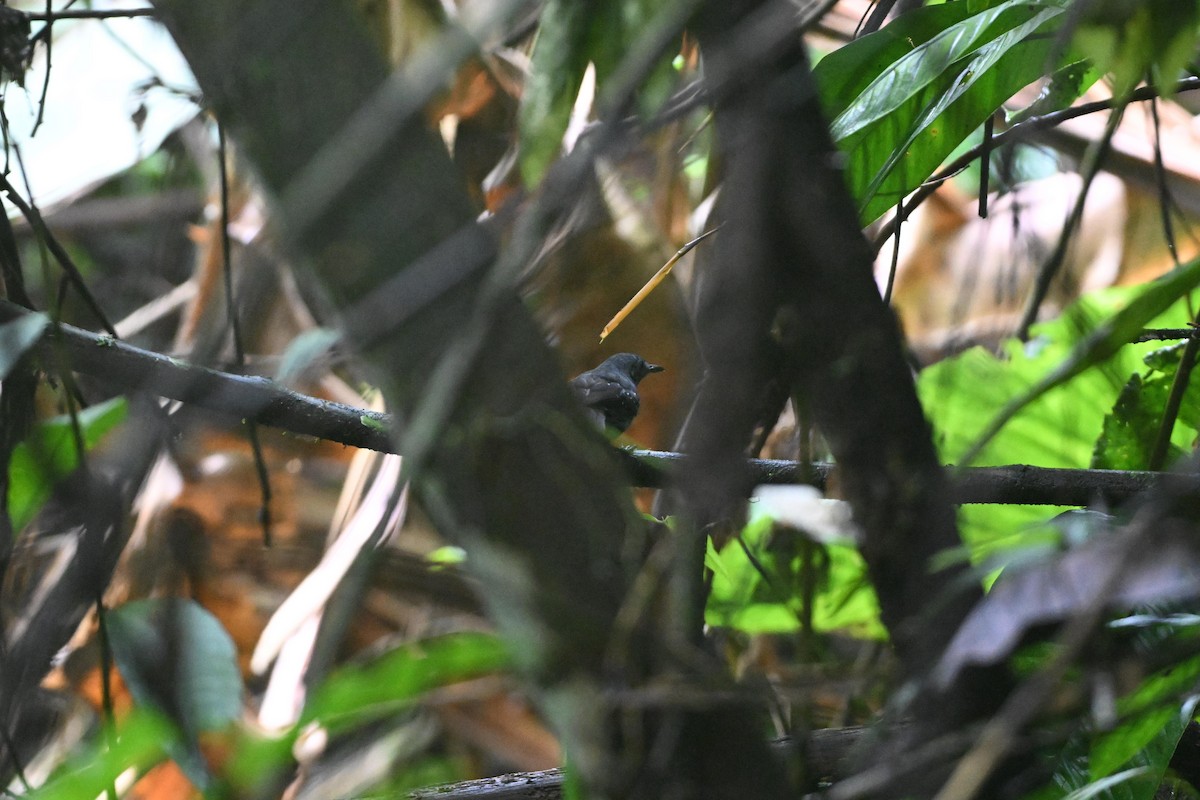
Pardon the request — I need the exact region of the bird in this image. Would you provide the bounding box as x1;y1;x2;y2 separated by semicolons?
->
569;353;664;435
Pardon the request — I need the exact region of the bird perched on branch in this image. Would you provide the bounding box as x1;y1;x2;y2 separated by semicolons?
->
569;353;664;435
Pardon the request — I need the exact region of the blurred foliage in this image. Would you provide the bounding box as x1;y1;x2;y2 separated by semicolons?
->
1073;0;1200;97
9;396;126;530
30;708;176;800
106;599;242;789
5;0;1200;797
518;0;679;184
707;514;886;640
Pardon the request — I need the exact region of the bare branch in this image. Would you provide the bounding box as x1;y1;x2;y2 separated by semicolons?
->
5;298;1190;508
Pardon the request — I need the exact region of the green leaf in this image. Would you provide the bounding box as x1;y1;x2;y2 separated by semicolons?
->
1143;341;1189;373
8;397;128;531
29;708;175;800
856;10;1066;221
518;0;591;185
815;0;1081;223
1006;58;1101;124
108;598;243;735
1091;373;1177;471
0;311;48;380
1086;658;1200;800
1063;767;1156;800
919;284;1199;559
107;598;242;788
1140;342;1200;435
960;255;1200;465
304;632;510;733
226;633;507;793
826;1;1055;143
1073;0;1200;96
224;728;297;796
815;2;979;123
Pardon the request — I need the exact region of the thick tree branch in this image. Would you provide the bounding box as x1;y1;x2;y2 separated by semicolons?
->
0;298;392;452
6;298;1189;508
630;452;1195;506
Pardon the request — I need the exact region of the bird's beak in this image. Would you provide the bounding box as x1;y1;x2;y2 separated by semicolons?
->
647;363;664;373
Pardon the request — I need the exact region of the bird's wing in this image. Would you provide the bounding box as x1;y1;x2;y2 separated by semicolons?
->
569;373;635;406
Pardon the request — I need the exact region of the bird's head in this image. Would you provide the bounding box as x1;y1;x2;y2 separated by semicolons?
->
604;353;665;384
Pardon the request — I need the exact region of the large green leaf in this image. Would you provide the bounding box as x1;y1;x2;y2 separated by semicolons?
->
959;256;1200;464
815;0;1085;224
919;282;1199;559
107;598;243;788
108;598;243;735
815;2;980;122
826;1;1058;143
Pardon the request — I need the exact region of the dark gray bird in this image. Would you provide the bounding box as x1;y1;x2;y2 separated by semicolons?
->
569;353;664;434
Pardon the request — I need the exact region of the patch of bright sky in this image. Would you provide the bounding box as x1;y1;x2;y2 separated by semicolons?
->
4;0;199;214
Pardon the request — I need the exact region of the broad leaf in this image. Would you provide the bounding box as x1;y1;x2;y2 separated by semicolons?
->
107;598;242;788
1091;374;1178;471
920;283;1199;561
815;0;1084;224
960;256;1200;464
303;631;510;732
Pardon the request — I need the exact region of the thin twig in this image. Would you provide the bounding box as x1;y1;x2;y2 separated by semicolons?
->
882;194;901;305
217;121;272;546
977;114;993;219
32;0;52;134
26;8;155;20
0;174;116;335
95;596;119;800
1015;98;1125;339
1149;98;1179;264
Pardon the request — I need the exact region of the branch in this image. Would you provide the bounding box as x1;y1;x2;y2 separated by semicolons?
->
410;726;867;800
627;452;1193;506
7;299;1194;508
25;9;155;21
0;298;393;452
